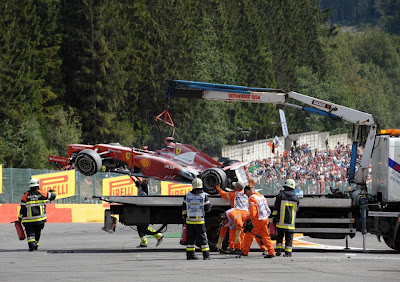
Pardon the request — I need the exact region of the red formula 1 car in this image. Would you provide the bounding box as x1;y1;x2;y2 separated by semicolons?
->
49;141;248;194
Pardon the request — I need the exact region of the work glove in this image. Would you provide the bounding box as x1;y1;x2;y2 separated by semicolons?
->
234;230;241;244
243;219;253;233
215;184;221;190
216;237;224;250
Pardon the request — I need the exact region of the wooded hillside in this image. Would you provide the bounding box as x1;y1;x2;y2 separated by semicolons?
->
0;0;399;168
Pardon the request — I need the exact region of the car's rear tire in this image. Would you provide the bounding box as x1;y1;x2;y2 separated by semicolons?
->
201;168;228;195
74;149;102;176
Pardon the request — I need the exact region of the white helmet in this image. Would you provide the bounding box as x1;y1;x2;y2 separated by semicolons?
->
192;178;203;189
283;179;296;190
232;182;244;190
29;178;40;189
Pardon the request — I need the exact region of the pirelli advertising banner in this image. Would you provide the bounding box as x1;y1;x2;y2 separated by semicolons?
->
102;175;138;196
32;170;76;199
101;176;191;196
161;181;192;195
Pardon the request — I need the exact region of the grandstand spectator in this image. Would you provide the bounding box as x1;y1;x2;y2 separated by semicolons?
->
247;142;360;194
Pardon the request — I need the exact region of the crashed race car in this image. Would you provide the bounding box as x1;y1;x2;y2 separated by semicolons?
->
48;138;248;194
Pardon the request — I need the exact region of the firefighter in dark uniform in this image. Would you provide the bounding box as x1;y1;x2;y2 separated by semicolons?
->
18;178;56;251
182;178;212;260
135;177;164;247
272;178;299;257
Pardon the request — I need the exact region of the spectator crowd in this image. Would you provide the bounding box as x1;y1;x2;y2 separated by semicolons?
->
248;142;371;194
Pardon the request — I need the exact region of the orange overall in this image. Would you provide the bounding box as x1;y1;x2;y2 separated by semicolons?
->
242;192;275;256
217;186;248;249
218;208;248;250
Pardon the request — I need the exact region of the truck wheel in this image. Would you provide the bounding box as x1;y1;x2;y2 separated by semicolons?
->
201;168;228;195
383;235;400;251
206;214;223;251
74;149;102;176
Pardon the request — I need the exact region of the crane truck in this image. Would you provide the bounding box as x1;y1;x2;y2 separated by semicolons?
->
96;80;400;252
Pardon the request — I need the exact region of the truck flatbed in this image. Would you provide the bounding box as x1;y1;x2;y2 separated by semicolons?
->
95;195;352;208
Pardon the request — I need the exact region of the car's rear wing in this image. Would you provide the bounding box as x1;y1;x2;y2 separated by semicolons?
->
48;155;69;167
223;161;249;186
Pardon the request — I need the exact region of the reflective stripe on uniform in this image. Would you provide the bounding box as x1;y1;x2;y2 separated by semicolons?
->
22;216;47;223
22;214;46;220
186;220;205;224
201;247;210;252
25;200;47;205
276;224;295;230
140;237;148;244
277;200;296;229
26;203;45;208
24;201;47;223
186;247;195;251
22;213;46;220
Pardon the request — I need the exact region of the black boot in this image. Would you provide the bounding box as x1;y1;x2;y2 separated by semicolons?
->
275;249;281;256
203;250;211;260
284;251;292;257
235;250;244;258
187;251;199;260
187;256;199;260
28;241;37;252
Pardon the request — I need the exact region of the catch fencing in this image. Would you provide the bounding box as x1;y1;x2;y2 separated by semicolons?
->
0;168;163;204
0;168;358;204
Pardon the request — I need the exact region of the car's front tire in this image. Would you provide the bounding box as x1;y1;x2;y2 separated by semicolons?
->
74;149;102;176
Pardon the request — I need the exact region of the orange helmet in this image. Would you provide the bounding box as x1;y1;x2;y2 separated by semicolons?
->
165;137;174;142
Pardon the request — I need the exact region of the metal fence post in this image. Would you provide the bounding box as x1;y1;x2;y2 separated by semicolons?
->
93;174;96;203
77;171;80;204
10;168;13;203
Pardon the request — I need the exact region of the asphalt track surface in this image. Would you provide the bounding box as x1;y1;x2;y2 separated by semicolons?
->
1;223;399;282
